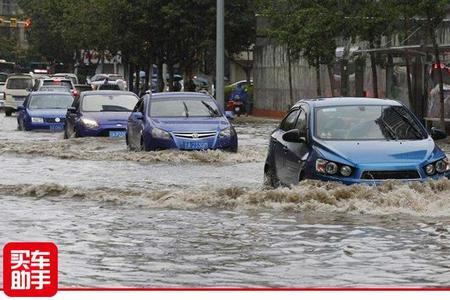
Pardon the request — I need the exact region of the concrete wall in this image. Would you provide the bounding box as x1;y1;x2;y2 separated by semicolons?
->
254;43;332;113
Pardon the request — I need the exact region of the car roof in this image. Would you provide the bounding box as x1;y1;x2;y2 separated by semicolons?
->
53;73;76;76
29;91;71;95
80;90;137;96
295;97;402;108
6;73;33;78
43;78;72;81
150;92;211;100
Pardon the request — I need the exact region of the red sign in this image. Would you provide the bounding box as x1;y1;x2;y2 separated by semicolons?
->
3;242;58;297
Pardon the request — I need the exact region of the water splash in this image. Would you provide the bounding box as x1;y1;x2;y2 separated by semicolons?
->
0;138;267;164
2;179;450;217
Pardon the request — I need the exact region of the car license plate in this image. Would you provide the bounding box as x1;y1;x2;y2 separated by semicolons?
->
109;131;126;138
234;107;240;112
184;141;209;150
49;124;64;131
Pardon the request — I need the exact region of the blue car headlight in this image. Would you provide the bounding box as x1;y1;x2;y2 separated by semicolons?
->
316;158;353;177
31;117;44;123
425;158;449;175
81;118;98;128
152;127;171;140
219;127;231;138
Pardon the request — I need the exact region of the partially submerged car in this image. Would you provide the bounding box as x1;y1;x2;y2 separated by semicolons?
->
264;97;449;187
17;92;73;131
126;92;238;152
64;90;139;138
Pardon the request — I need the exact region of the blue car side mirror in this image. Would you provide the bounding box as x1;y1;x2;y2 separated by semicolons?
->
430;127;447;140
132;112;143;120
282;129;306;143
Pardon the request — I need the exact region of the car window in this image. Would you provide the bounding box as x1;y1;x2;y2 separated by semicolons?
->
28;94;74;110
82;94;138;112
6;78;32;89
138;100;145;113
149;97;221;118
43;80;73;88
98;84;120;90
280;109;300;131
39;86;71;92
295;110;307;134
72;96;80;110
133;99;143;112
315;105;427;140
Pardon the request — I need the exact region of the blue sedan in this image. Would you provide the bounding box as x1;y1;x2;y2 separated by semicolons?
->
17;92;74;131
264;97;449;187
126;92;238;152
64;90;139;138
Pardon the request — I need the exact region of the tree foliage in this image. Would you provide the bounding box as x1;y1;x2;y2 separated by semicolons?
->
18;0;255;90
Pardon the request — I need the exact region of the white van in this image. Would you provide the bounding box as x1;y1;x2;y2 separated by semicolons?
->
3;74;39;116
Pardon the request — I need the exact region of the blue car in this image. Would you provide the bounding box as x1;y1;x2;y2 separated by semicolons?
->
17;92;74;131
126;92;238;152
64;90;139;138
264;97;450;187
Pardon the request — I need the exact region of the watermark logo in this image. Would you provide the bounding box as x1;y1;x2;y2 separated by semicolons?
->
3;242;58;297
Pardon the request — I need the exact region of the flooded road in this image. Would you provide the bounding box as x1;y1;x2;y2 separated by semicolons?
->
1;113;450;287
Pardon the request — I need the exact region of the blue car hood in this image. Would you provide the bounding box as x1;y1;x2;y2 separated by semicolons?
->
28;109;68;118
83;111;131;125
315;138;440;165
152;117;230;132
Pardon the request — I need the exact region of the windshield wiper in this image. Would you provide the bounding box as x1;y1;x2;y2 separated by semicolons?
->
183;101;189;118
378;117;398;140
390;107;424;139
201;100;220;117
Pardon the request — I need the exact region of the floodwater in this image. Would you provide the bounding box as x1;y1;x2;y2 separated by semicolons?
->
1;113;450;287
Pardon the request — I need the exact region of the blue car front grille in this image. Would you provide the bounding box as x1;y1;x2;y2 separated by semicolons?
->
173;131;216;139
44;117;65;124
361;170;420;180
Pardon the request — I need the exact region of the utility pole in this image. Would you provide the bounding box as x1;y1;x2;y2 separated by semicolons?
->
216;0;224;108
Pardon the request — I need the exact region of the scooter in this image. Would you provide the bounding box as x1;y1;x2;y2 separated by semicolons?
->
226;95;245;117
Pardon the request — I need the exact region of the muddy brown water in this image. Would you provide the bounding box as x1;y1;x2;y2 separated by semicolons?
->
1;114;450;287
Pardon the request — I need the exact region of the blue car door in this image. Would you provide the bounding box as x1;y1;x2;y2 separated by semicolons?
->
66;96;80;136
275;109;300;183
128;99;145;149
282;109;310;186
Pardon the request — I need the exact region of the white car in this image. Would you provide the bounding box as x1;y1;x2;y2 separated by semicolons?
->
3;74;41;116
88;74;127;90
51;73;79;84
0;73;7;109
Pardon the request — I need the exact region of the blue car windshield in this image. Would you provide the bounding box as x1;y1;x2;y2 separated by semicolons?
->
82;94;138;112
28;94;74;110
315;105;427;140
149;98;221;118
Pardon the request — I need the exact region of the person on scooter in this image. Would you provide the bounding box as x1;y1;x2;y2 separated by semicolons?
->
230;84;248;115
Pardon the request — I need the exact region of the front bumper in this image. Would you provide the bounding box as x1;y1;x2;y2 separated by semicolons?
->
143;131;238;151
306;170;450;185
27;122;65;131
77;124;127;137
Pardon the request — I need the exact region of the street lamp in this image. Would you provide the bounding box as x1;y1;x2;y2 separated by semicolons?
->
216;0;224;108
